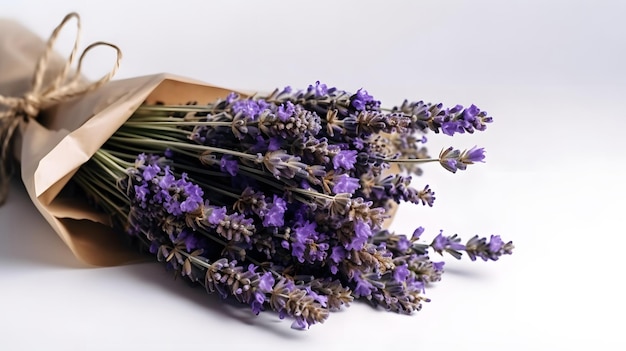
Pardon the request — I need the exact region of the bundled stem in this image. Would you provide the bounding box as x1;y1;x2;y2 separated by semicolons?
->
72;82;512;329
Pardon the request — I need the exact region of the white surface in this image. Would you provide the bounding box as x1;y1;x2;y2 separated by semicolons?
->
1;1;625;350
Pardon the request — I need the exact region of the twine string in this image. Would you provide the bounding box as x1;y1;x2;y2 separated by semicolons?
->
0;12;122;205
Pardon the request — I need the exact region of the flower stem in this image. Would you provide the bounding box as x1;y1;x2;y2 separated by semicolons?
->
91;150;126;179
73;172;127;218
108;136;259;161
135;105;224;113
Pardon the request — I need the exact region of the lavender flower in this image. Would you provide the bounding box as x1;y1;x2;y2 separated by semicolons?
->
439;146;486;173
464;146;486;163
233;187;266;216
431;231;465;259
352;271;377;297
346;221;371;251
220;156;239;176
232;98;269;120
393;100;493;135
71;81;513;330
207;206;227;225
262;195;287;227
308;81;328;97
289;221;329;263
333;149;358;171
263;150;307;179
276;101;295;122
258;104;322;140
393;264;410;283
350;88;379;111
332;174;360;194
465;234;514;261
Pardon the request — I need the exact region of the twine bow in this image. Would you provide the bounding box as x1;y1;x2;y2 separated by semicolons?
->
0;12;122;205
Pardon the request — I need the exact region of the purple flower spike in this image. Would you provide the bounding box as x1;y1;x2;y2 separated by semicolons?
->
332;174;360;194
267;137;282;151
433;261;445;272
142;164;160;181
220;156;239;176
445;159;460;173
308;81;328;97
280;86;292;95
465;234;514;261
412;226;425;240
464;146;486;163
441;123;454;136
182;232;198;251
352;272;375;297
277;101;296;122
432;232;447;252
291;221;320;263
489;235;504;252
180;198;199;213
463;104;480;122
347;221;371;251
134;183;149;203
351;88;375;111
439;146;484;173
393;264;410;283
71;77;514;330
208;206;227;225
258;271;275;293
263;196;287;227
330;245;347;264
251;291;265;315
333;150;358;171
232;99;269;120
396;235;411;252
432;231;465;258
225;92;238;104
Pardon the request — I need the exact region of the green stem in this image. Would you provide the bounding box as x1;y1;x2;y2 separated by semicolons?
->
114;130;185;143
107;136;259;161
98;149;135;169
79;166;129;204
120;124;195;135
135;105;224;113
185;176;241;200
236;165;312;205
104;140;163;156
285;186;335;200
73;173;127;218
123;121;234;127
105;149;145;163
171;162;228;178
91;151;126;179
171;246;265;273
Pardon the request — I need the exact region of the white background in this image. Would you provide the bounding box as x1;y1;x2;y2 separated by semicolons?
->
1;1;625;350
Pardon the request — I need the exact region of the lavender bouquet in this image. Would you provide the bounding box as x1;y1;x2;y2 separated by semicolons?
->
0;13;512;330
70;82;513;329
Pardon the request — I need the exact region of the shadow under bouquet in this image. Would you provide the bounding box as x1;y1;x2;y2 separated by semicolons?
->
0;14;513;329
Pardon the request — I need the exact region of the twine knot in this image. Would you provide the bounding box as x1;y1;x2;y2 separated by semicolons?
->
20;93;41;117
0;12;122;205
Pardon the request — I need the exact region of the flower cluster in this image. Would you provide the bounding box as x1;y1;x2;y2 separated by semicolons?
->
73;82;512;329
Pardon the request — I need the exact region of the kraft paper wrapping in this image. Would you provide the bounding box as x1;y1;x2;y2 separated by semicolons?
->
0;19;241;266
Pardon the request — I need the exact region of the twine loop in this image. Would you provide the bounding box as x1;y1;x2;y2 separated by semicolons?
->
0;12;122;204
